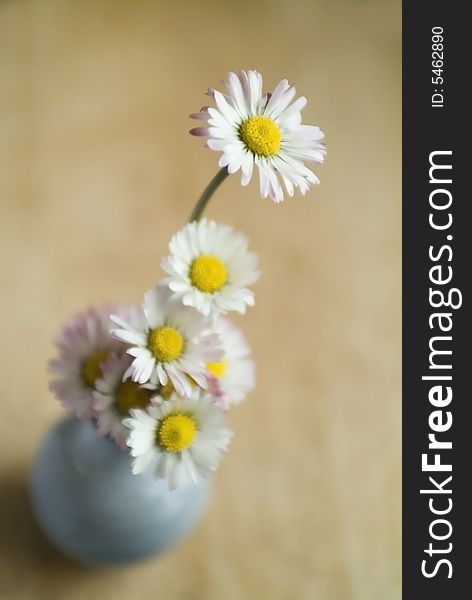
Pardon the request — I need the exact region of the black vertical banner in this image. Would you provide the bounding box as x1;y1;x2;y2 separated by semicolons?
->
403;1;470;598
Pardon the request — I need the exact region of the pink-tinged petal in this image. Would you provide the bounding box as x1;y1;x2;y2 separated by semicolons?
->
189;107;210;120
189;127;209;137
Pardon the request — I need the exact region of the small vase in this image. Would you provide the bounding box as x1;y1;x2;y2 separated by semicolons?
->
30;416;210;566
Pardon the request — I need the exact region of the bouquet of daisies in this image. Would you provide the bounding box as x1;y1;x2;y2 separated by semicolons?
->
49;70;326;490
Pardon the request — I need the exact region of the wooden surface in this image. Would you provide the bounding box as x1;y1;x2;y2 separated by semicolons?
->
0;1;401;598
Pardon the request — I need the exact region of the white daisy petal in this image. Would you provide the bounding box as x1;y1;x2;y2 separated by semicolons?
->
213;90;240;126
111;328;147;346
277;96;307;125
225;71;249;118
240;151;254;186
265;79;296;119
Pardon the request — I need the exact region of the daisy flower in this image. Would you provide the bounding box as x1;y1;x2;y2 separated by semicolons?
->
49;305;129;418
123;389;233;489
205;318;255;410
161;218;259;317
190;69;326;203
93;353;158;448
148;320;255;409
110;286;222;395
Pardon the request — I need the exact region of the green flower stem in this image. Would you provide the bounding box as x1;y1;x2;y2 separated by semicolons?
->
189;167;229;222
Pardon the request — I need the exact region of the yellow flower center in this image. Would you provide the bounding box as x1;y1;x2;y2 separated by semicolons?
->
206;361;227;379
148;326;184;362
115;380;152;416
157;413;196;453
82;351;108;388
239;115;282;157
190;255;228;293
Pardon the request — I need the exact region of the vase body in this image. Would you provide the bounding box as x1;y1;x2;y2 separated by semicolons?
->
30;416;209;566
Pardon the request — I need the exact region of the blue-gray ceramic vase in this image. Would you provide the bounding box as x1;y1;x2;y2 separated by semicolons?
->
30;416;210;566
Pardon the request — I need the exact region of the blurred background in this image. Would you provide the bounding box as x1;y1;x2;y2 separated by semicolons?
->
0;0;401;598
